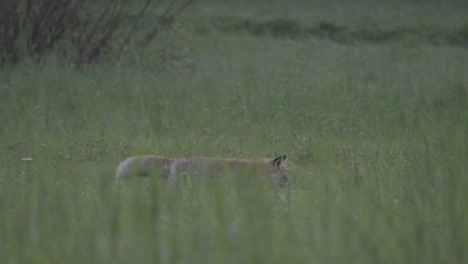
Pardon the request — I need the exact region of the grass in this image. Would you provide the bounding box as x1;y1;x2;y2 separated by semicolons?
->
1;0;467;263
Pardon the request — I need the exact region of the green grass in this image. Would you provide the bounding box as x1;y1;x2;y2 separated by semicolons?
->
1;0;467;263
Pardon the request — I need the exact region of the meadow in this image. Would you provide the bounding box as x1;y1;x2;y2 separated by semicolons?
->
1;0;467;263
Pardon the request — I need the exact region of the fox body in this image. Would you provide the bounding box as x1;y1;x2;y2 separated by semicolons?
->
115;155;288;186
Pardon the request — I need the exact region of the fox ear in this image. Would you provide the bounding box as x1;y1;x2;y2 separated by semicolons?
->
272;155;288;170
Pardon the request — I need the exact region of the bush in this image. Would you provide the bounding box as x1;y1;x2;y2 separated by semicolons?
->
0;0;195;68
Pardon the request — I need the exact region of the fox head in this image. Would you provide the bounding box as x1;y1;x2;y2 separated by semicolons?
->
270;155;288;187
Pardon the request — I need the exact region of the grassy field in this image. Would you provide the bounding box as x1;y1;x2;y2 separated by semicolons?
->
1;0;467;263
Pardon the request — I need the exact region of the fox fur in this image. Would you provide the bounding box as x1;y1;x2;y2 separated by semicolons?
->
115;155;288;186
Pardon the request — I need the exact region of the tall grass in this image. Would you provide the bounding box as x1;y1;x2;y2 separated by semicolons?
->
1;0;467;263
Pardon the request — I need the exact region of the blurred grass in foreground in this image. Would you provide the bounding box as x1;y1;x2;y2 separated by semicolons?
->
1;0;467;263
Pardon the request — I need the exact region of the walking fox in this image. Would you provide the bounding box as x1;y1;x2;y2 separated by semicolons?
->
115;155;288;186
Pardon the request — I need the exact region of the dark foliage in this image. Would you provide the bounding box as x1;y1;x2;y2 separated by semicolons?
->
220;17;468;47
0;0;195;68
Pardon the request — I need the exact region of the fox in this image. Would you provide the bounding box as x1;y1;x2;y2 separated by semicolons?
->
115;155;288;187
